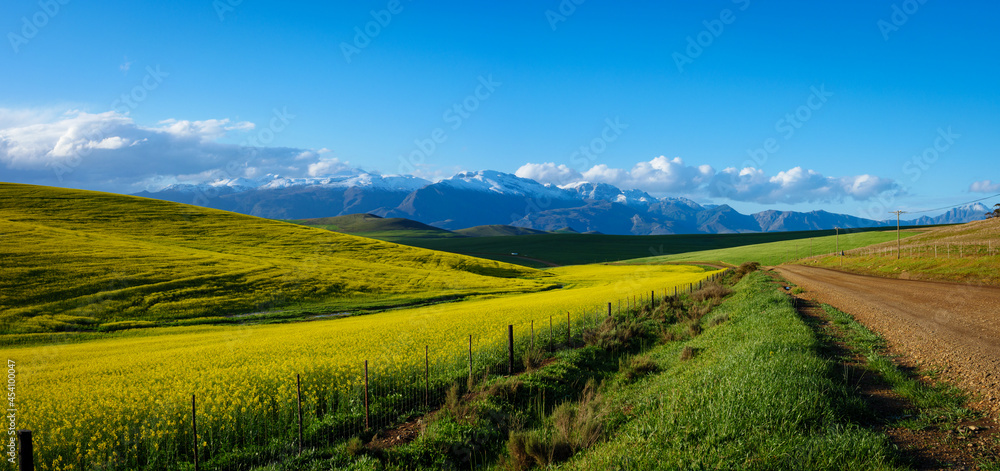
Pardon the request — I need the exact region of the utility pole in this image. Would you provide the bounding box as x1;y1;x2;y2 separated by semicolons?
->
836;227;841;267
889;211;907;260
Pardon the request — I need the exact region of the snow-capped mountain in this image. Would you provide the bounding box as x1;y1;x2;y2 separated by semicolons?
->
158;171;430;194
912;203;990;225
560;182;658;209
134;169;993;234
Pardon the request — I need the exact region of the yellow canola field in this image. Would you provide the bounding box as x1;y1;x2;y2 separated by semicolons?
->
5;263;715;470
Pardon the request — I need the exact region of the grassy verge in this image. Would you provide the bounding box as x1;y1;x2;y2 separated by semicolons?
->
563;271;902;470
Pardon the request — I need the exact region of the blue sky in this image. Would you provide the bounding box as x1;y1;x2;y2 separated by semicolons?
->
1;0;998;218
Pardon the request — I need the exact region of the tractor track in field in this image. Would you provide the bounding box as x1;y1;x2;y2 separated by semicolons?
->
775;264;1000;422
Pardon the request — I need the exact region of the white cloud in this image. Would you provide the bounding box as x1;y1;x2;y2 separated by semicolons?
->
515;162;582;186
970;180;1000;193
155;118;255;141
0;108;337;192
521;156;714;193
517;156;900;204
708;166;898;204
307;158;350;177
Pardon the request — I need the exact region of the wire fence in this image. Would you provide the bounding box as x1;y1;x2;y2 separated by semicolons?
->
14;271;730;471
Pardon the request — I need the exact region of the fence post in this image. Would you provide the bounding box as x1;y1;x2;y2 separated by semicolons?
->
531;321;535;349
296;374;303;455
566;312;571;347
364;360;370;430
607;302;611;318
507;325;514;375
549;316;554;352
16;430;33;471
191;394;198;471
468;335;473;383
424;346;430;408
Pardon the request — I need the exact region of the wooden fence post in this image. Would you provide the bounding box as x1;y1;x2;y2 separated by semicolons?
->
607;302;611;318
566;312;571;347
191;394;198;471
531;321;535;349
507;325;514;375
296;374;303;455
16;430;33;471
364;361;370;430
424;346;429;408
468;335;473;383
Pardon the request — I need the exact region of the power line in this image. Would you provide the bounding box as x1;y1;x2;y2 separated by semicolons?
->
905;192;1000;215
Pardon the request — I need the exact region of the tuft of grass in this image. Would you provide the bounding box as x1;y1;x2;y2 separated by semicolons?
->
679;345;697;362
707;313;729;328
690;282;732;303
620;355;659;381
345;437;365;458
522;347;548;372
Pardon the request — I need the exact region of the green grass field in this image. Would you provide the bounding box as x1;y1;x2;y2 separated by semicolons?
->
806;217;1000;285
287;213;463;239
0;183;549;335
374;227;911;267
630;229;919;267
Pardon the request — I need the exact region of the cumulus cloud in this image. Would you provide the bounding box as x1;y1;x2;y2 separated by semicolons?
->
307;158;350;177
514;162;582;186
708;166;898;204
517;156;900;204
0;108;342;192
970;180;1000;193
519;157;714;193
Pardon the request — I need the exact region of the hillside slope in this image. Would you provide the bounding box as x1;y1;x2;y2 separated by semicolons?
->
805;217;1000;285
291;213;459;238
0;184;547;334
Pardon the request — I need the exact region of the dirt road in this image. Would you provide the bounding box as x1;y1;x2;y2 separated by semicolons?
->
776;264;1000;419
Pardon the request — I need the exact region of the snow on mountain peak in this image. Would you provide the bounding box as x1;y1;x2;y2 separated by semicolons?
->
442;170;576;199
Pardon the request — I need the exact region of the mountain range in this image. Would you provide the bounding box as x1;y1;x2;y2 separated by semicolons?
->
134;170;991;235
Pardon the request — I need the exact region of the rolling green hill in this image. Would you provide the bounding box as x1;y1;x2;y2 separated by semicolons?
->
0;184;549;335
289;213;461;239
805;217;1000;285
453;224;550;237
384;226;919;267
630;229;919;266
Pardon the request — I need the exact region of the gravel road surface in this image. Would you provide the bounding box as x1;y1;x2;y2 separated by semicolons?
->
776;264;1000;419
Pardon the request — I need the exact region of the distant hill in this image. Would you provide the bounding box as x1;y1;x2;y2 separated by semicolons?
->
134;170;993;235
0;183;546;334
293;213;459;238
454;225;549;237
